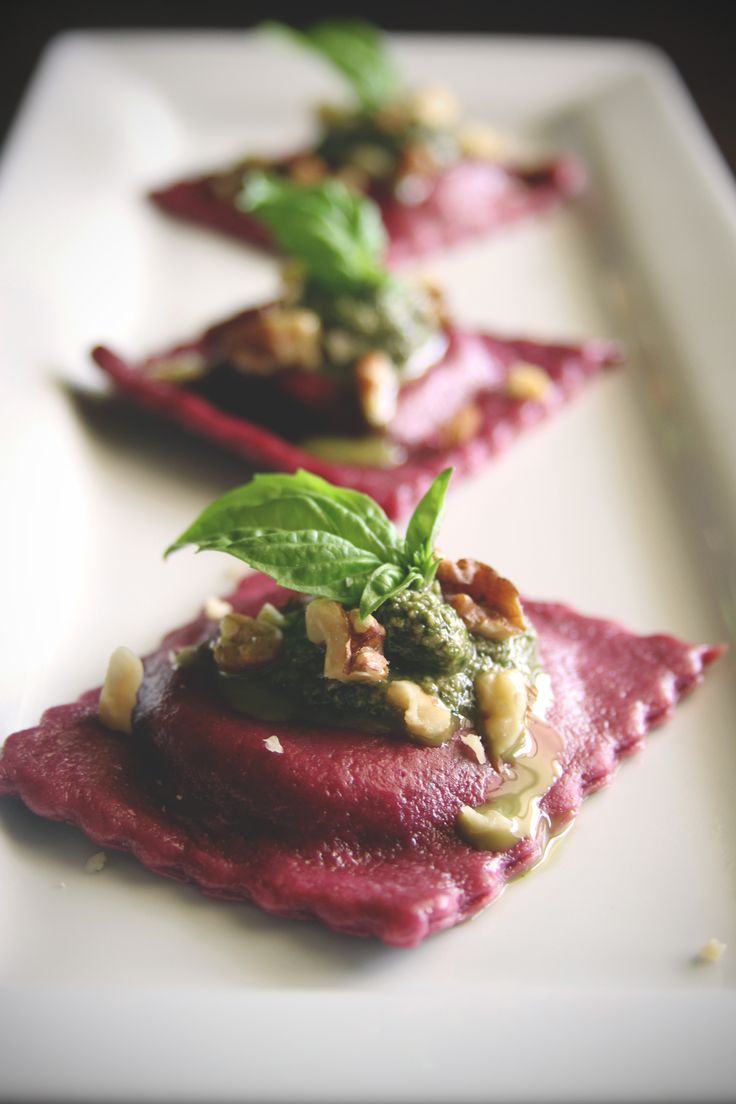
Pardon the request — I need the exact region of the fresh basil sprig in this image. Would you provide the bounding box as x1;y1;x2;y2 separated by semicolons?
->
265;20;400;112
238;172;388;293
167;469;452;620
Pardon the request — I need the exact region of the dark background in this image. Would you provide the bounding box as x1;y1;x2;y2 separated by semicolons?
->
2;2;734;173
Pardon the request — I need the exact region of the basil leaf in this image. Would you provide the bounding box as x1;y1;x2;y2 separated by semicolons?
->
267;20;399;111
404;468;452;577
238;173;387;292
166;470;401;563
167;469;455;615
215;529;382;605
359;563;421;620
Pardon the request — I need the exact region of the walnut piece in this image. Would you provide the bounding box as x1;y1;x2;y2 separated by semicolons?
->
84;852;107;874
204;596;233;621
457;122;508;162
354;351;399;429
287;154;329;185
217;307;322;375
98;647;144;735
437;558;525;640
407;85;461;129
459;732;487;764
698;938;726;964
257;602;286;628
415;271;451;328
505;361;551;402
213;613;282;672
386;680;455;746
438;403;483;448
475;667;529;763
305;599;389;683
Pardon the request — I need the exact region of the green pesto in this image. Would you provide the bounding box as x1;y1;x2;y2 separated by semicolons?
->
210;588;539;737
315;113;460;183
299;276;440;374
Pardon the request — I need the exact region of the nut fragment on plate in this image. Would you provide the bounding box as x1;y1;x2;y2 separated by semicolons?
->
475;667;528;763
214;613;283;671
98;647;144;735
437;558;525;640
386;680;455;746
698;938;726;963
354;351;399;428
306;599;389;683
84;851;107;874
505;361;551;402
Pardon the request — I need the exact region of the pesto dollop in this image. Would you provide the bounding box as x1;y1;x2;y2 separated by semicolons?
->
315;110;461;191
208;587;538;741
299;277;443;377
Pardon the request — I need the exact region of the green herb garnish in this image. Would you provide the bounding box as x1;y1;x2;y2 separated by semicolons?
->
238;171;388;293
166;468;452;620
265;20;399;112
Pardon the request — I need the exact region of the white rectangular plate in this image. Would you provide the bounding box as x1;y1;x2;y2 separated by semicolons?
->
0;32;734;1103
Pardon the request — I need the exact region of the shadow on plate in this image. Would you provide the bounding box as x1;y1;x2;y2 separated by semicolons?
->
58;378;253;498
0;797;416;987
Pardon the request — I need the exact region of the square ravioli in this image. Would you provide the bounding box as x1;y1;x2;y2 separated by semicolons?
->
0;570;721;947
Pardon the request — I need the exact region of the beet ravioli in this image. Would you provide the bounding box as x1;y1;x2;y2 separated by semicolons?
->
97;175;621;519
0;472;722;947
150;20;585;263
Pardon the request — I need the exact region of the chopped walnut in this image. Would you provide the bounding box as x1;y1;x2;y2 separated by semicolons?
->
415;271;451;328
437;558;525;640
305;599;389;683
698;938;726;963
98;647;144;735
333;164;371;192
438;403;483;448
264;309;323;372
84;852;107;874
374;100;412;134
213;613;282;672
407;85;461;129
457;122;508;162
459;732;487;764
396;142;440;184
354;351;399;428
204;596;233;621
386;680;455;746
287;154;329;185
475;667;529;763
216;307;322;375
346;143;395;178
257;602;286;628
505;361;552;402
